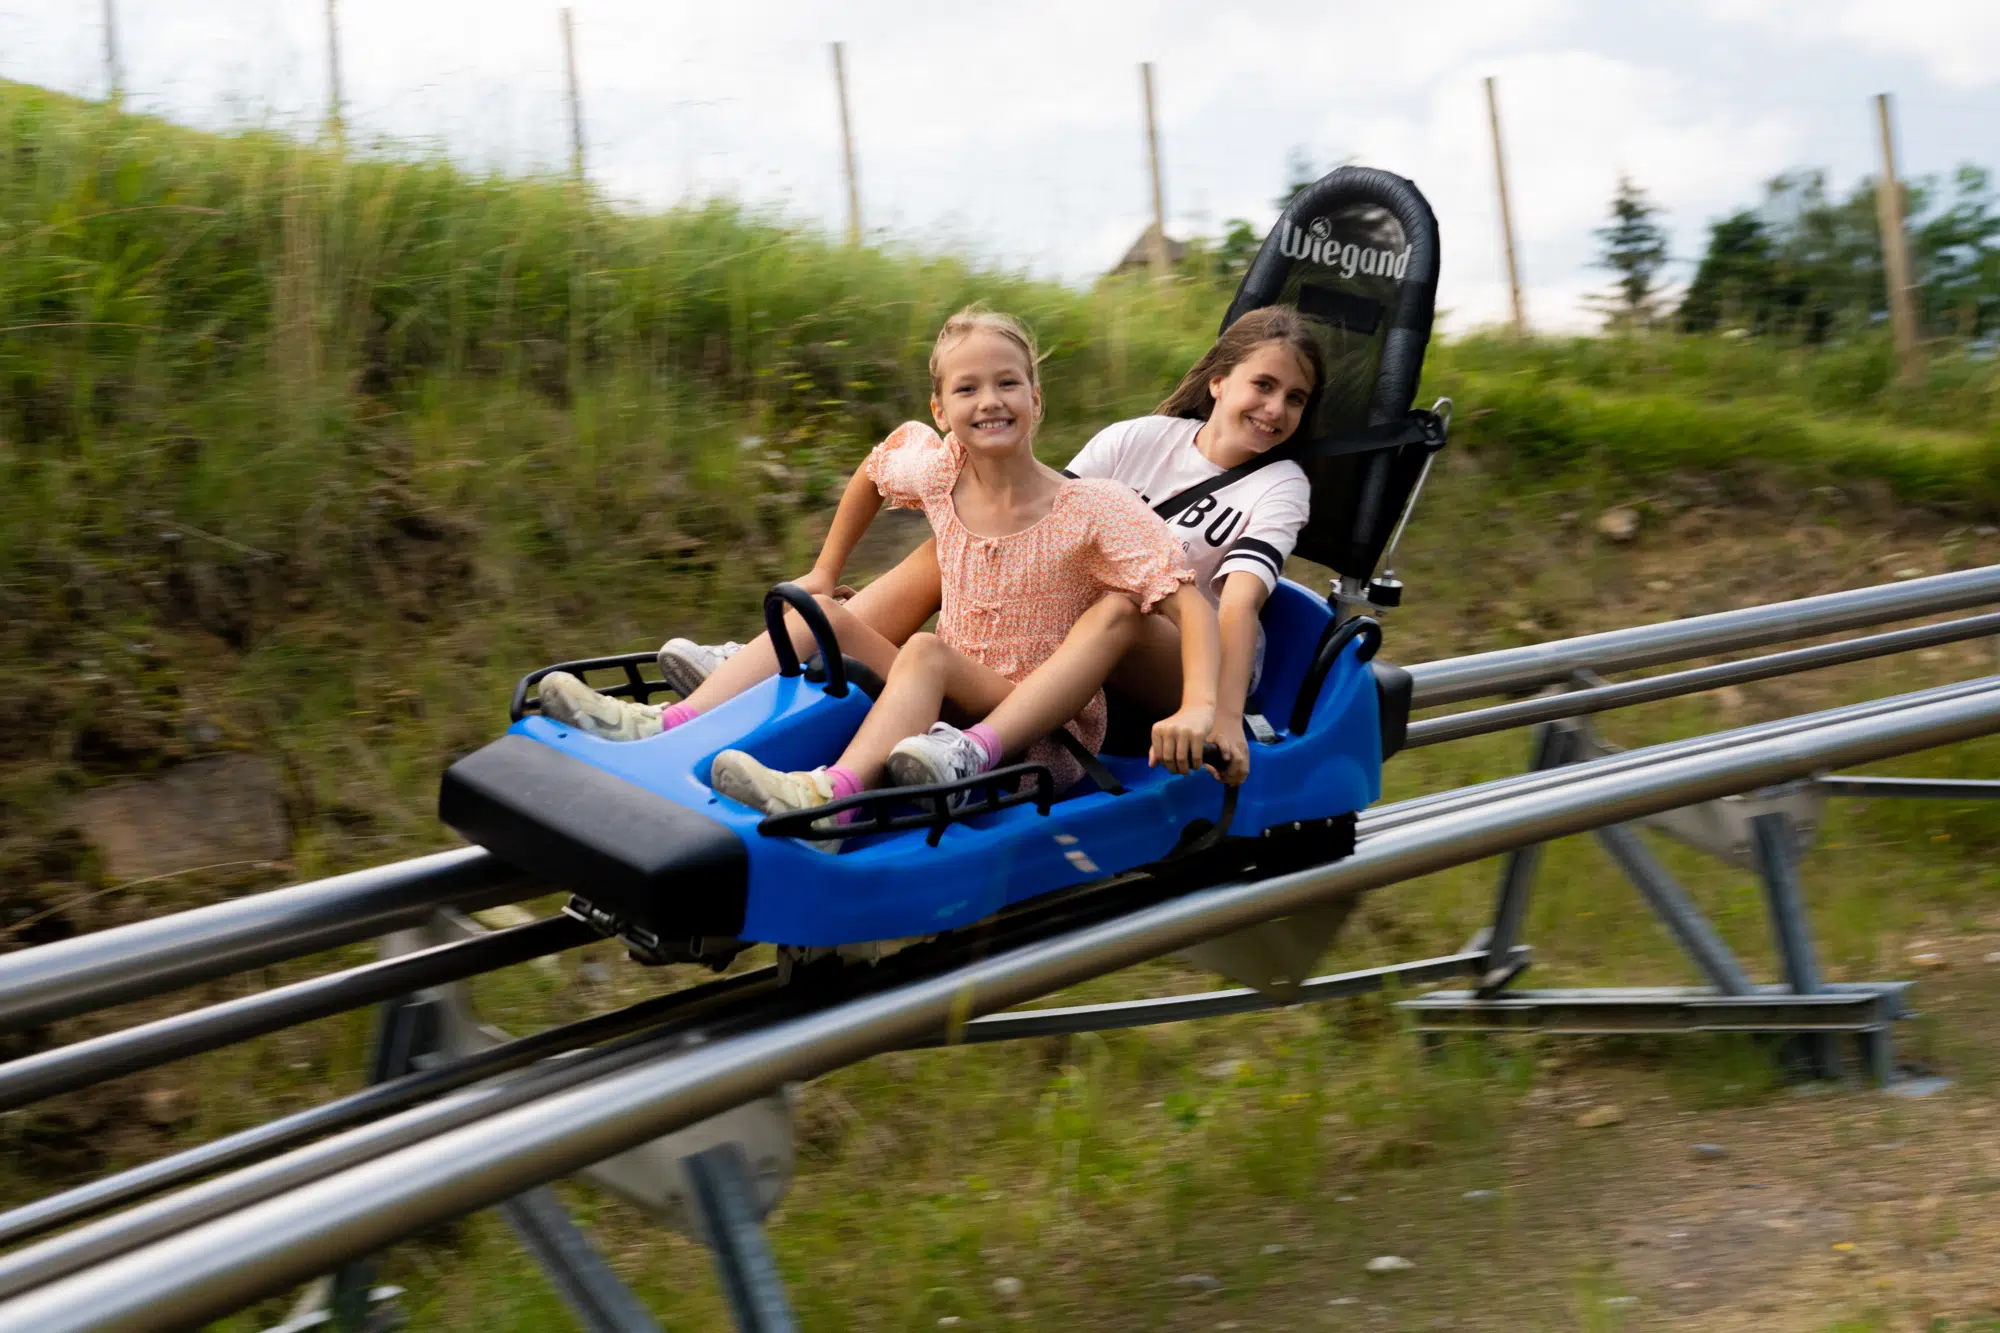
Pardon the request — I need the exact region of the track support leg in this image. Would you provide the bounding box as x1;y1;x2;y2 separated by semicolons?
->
686;1143;798;1333
1751;813;1844;1079
499;1187;664;1332
1477;721;1580;995
1593;824;1754;995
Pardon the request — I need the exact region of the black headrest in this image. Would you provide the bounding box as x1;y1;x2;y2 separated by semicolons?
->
1222;167;1442;580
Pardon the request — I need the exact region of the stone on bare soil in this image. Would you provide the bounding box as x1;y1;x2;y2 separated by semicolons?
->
141;1086;188;1128
1462;1189;1499;1202
1692;1143;1727;1159
1170;1274;1222;1293
66;753;289;884
1576;1104;1626;1128
1910;952;1949;969
991;1276;1024;1301
1365;1256;1415;1274
1595;507;1641;542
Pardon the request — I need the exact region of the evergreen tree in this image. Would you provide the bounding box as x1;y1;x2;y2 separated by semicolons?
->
1590;175;1670;331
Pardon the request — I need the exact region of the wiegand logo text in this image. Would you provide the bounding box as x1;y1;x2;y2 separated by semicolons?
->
1278;216;1411;280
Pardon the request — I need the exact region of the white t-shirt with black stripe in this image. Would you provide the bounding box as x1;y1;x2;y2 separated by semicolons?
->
1065;415;1310;606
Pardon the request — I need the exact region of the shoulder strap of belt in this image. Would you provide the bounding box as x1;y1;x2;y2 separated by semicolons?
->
1149;412;1433;522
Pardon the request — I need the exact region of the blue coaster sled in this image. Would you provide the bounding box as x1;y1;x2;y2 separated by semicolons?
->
440;164;1446;966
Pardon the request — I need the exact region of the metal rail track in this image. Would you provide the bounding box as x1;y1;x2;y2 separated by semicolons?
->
3;565;1990;1043
7;682;1999;1333
1406;563;2000;706
0;847;527;1034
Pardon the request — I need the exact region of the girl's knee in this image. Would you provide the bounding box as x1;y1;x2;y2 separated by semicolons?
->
892;631;945;673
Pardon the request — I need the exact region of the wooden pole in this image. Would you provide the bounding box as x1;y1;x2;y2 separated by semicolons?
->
832;43;862;245
323;0;343;142
1484;76;1526;336
1141;62;1169;280
1874;92;1922;385
562;9;585;182
101;0;119;101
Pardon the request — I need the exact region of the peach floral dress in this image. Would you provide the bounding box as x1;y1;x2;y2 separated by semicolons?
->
863;422;1193;788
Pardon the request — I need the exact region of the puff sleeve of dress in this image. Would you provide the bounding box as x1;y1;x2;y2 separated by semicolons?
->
862;421;961;511
1073;478;1194;613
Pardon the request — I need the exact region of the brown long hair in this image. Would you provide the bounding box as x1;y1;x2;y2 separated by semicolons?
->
1155;307;1325;436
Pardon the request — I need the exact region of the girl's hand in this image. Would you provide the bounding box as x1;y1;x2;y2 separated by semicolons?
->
1206;716;1250;785
1149;704;1216;775
793;569;856;602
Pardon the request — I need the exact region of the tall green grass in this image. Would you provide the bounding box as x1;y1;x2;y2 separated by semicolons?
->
9;81;2000;1332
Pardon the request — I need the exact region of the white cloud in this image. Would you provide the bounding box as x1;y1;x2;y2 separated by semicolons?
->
0;0;1986;337
1705;0;2000;89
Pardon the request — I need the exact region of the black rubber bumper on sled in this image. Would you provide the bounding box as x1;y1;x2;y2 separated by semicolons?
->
439;734;750;938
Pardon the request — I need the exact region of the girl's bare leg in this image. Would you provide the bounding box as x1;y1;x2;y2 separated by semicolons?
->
977;594;1151;756
680;539;942;712
833;631;1014;785
1103;612;1186;714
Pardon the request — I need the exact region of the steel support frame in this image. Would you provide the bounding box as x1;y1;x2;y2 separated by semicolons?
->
317;978;667;1333
343;921;793;1333
1429;715;1908;1082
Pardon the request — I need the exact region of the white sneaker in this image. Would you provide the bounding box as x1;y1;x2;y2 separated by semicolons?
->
536;671;663;742
709;750;844;851
885;723;992;789
656;639;744;697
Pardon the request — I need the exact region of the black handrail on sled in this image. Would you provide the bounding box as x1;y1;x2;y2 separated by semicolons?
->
1289;616;1384;737
759;743;1236;852
758;762;1059;847
509;652;673;723
764;582;849;699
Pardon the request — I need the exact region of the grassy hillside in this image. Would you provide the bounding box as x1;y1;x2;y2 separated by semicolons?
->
5;81;2000;1333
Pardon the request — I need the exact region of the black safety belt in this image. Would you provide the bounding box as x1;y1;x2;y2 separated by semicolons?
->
1049;726;1127;796
1148;413;1434;521
1151;446;1292;520
1044;411;1435;798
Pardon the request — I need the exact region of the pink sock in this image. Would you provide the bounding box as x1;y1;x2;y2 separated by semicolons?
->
965;724;1003;773
824;764;864;826
659;702;700;731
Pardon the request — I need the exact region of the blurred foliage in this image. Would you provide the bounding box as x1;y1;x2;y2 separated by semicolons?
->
1679;165;2000;341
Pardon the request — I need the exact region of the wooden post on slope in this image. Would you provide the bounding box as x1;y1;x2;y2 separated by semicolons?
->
1142;62;1170;280
1874;92;1922;386
324;0;344;142
562;8;585;182
832;43;862;246
1484;75;1526;336
101;0;120;101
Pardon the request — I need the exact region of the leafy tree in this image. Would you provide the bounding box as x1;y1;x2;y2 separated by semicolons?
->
1589;175;1670;330
1678;163;2000;341
1680;211;1781;334
1215;218;1260;280
1275;148;1318;214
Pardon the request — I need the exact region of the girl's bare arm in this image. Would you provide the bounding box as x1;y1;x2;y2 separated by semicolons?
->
798;465;885;596
1208;572;1270;782
1147;583;1222;776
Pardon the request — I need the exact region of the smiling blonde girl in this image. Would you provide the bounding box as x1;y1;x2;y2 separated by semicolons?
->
697;307;1221;830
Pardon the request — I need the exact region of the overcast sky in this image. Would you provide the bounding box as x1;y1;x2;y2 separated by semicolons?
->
2;0;1996;330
